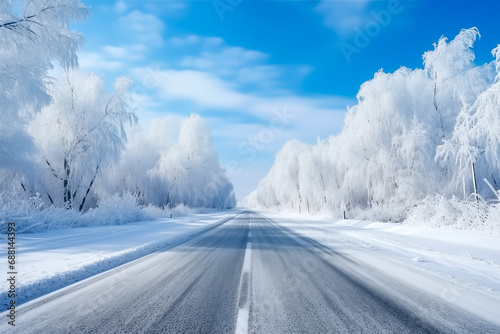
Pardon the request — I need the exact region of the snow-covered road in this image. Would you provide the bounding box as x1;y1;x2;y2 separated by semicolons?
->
1;211;499;333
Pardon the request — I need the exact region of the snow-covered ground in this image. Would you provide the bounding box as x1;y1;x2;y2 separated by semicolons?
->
0;209;242;307
263;211;500;326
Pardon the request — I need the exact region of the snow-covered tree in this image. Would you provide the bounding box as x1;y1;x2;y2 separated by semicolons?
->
423;28;493;140
437;45;500;199
29;70;137;211
248;140;309;213
158;114;235;208
0;0;89;204
96;117;175;207
98;114;236;209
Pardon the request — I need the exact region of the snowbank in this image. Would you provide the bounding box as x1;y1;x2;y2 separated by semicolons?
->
0;192;225;234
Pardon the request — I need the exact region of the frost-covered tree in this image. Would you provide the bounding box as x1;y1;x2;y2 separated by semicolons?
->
0;0;89;203
29;70;137;211
0;0;89;130
249;140;309;212
423;28;493;140
97;114;236;209
155;114;235;208
437;45;500;199
96;117;175;207
337;67;437;218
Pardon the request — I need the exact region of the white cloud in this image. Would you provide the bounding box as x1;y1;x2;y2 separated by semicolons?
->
165;36;289;91
181;47;269;72
78;43;150;73
314;0;372;38
169;35;201;46
132;68;249;110
103;46;128;59
237;66;281;85
79;52;124;72
177;42;275;85
203;37;225;49
114;1;127;14
144;1;188;16
180;56;214;70
168;35;234;52
118;10;165;47
81;11;163;73
131;65;350;124
103;44;148;60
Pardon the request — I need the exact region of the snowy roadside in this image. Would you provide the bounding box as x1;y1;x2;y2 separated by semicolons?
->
0;209;242;307
261;211;500;326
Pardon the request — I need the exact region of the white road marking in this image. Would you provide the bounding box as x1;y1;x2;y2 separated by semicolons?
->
241;242;252;275
235;225;252;334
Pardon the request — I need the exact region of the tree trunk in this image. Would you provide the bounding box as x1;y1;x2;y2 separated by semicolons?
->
79;165;99;212
471;162;479;203
63;158;72;209
433;80;445;139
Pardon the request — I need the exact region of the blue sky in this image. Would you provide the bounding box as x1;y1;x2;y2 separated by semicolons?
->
73;0;500;201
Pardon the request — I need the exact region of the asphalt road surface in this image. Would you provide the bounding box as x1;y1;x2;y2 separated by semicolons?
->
1;211;499;333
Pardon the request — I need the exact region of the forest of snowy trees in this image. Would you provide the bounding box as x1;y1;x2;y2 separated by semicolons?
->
245;28;500;230
0;0;235;231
